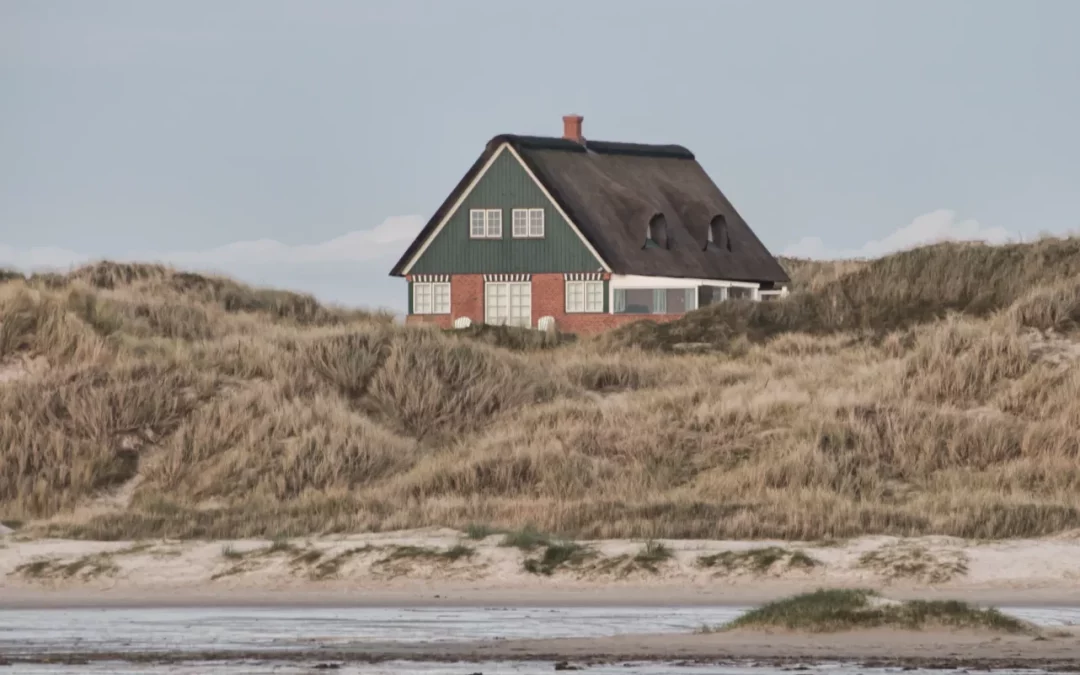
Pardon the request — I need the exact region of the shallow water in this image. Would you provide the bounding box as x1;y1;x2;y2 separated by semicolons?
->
0;605;1077;673
1;604;1078;655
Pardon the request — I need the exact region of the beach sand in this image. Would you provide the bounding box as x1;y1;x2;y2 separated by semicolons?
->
3;527;1080;607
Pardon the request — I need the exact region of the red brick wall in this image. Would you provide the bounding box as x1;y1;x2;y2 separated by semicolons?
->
450;274;485;324
405;273;685;336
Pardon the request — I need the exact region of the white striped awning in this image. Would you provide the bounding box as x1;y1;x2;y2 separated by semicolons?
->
411;274;450;283
563;273;604;281
483;274;531;282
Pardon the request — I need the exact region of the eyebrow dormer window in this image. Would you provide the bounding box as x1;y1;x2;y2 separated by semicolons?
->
708;214;731;251
646;213;669;249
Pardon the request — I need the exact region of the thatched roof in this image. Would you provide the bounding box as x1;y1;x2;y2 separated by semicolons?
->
392;134;790;284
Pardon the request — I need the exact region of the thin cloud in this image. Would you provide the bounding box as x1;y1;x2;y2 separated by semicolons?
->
782;209;1013;259
0;215;425;271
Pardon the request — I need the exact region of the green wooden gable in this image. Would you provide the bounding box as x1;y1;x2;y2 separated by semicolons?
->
407;148;604;275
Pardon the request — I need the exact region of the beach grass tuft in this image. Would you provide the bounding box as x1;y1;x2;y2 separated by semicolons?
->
724;588;1033;634
698;547;819;575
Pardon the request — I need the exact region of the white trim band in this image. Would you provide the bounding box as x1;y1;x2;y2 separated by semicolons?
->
484;274;531;282
412;274;450;283
564;272;604;281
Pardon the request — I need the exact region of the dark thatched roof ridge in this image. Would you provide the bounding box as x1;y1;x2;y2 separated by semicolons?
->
390;134;790;284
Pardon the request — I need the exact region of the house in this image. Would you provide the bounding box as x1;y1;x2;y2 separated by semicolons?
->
389;115;790;335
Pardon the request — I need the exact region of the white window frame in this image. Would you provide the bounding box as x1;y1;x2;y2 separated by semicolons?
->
412;282;451;314
484;281;531;327
469;209;502;239
565;280;604;313
511;208;544;238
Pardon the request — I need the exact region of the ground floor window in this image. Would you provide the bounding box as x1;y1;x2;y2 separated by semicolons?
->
699;285;757;306
485;282;531;327
413;282;450;314
613;288;697;315
565;280;604;313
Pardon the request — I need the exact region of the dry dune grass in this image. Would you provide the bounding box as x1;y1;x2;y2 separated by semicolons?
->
2;241;1080;540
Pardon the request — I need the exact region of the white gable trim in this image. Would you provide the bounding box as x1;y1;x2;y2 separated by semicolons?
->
399;143;510;275
503;144;611;272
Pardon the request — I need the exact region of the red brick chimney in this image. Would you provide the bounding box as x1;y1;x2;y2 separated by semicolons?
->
562;114;584;143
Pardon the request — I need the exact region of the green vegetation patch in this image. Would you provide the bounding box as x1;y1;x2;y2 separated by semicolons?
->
697;547;819;575
500;525;554;551
464;524;503;540
12;552;120;581
523;542;594;576
724;588;1033;634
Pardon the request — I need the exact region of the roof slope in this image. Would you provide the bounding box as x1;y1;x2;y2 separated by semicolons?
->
391;135;790;284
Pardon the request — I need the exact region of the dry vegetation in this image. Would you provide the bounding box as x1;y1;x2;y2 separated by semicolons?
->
3;238;1080;541
857;541;970;584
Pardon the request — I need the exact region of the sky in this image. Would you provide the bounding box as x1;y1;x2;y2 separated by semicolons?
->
3;0;1079;312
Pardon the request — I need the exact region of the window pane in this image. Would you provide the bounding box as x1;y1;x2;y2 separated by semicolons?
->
529;209;544;237
486;210;502;237
729;286;753;300
471;211;486;237
618;288;654;314
612;288;693;314
565;281;583;312
414;283;432;314
507;283;530;326
433;283;451;314
652;289;667;314
486;283;516;324
512;210;528;237
665;289;688;314
585;281;604;312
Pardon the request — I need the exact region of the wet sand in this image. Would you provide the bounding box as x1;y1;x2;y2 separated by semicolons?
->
6;628;1080;672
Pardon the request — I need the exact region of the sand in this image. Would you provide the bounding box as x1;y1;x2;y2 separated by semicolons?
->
3;527;1080;607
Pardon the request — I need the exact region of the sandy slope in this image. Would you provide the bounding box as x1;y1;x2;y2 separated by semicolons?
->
3;528;1080;607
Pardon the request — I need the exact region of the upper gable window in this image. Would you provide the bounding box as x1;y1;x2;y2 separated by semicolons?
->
708;215;731;251
470;209;502;238
512;208;545;238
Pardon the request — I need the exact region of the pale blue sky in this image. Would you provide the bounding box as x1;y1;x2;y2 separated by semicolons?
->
3;0;1079;311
